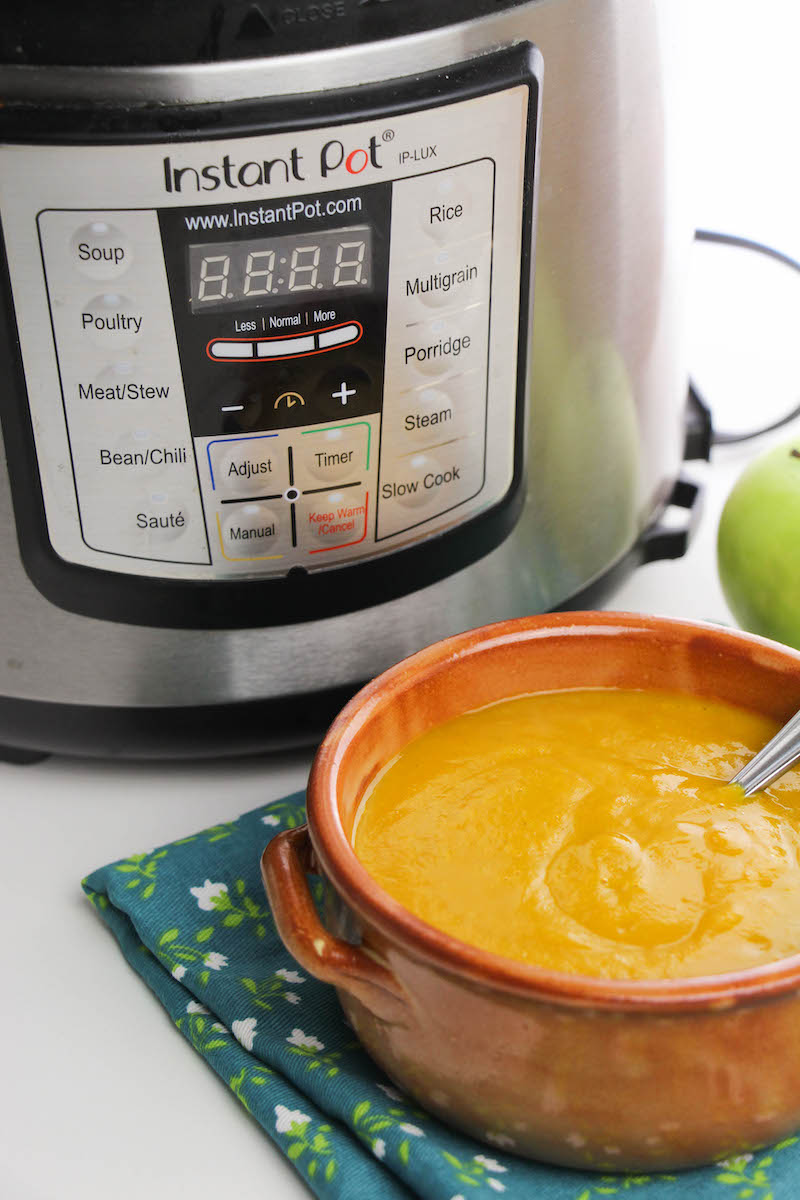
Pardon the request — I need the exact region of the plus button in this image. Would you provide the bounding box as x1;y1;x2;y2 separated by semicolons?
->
331;380;356;406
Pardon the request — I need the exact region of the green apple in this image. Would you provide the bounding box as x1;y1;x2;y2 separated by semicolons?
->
718;438;800;648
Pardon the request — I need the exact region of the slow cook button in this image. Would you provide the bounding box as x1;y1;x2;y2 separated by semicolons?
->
218;503;283;560
207;435;285;496
301;488;369;550
81;292;143;348
297;422;370;486
379;444;483;514
70;220;133;281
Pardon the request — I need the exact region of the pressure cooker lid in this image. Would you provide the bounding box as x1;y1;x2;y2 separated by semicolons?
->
0;0;533;68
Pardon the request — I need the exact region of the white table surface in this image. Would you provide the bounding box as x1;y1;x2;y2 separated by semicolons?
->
4;4;800;1195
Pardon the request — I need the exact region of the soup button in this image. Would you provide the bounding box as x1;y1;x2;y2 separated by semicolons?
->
70;221;133;280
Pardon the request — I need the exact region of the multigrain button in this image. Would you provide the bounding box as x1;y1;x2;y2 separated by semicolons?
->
70;220;133;281
402;237;491;311
207;435;285;496
302;488;369;549
218;503;283;560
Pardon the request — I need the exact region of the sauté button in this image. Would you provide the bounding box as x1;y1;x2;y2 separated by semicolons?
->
136;491;191;542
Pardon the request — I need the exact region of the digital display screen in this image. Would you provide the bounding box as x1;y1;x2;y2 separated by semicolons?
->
188;225;372;313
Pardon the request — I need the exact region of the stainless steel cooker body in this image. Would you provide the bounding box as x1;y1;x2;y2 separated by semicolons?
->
0;0;693;755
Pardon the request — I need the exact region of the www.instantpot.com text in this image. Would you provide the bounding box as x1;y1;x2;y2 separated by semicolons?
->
183;193;362;231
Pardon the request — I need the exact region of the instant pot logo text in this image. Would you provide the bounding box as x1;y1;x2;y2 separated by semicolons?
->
162;136;382;193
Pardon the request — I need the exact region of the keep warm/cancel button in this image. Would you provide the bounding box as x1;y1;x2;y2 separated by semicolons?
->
301;488;369;552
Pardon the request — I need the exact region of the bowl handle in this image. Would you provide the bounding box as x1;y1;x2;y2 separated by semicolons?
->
261;825;408;1024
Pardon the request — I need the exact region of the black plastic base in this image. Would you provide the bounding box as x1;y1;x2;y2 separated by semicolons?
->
0;681;364;761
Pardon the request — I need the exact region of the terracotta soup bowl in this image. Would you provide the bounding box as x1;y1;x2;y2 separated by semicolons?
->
262;612;800;1171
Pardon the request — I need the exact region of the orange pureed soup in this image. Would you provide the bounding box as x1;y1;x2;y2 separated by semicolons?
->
351;689;800;980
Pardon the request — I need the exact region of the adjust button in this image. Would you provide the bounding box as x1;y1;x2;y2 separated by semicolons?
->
207;434;286;497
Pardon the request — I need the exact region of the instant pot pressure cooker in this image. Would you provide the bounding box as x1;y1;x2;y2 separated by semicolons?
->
0;0;700;758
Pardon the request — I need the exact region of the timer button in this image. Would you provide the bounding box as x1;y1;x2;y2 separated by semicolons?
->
81;293;143;348
298;422;370;485
71;221;133;280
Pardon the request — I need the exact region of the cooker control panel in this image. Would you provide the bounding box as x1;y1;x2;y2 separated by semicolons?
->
0;66;536;589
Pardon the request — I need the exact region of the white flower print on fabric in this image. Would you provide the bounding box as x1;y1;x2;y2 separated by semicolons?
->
171;964;187;981
190;879;229;911
276;968;305;983
211;1022;227;1033
718;1154;754;1169
286;1028;324;1050
399;1123;425;1137
372;1138;386;1159
486;1133;515;1149
262;815;280;827
474;1156;507;1173
284;993;301;1005
487;1180;506;1194
232;1017;257;1050
275;1104;310;1133
376;1083;404;1102
186;1001;209;1014
204;951;228;971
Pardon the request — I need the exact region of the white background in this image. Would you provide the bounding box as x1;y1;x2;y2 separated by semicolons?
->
3;4;800;1198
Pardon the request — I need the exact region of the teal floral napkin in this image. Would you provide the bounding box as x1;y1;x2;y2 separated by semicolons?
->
83;791;800;1200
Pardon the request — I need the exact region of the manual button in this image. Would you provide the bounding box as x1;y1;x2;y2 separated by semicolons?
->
218;503;284;560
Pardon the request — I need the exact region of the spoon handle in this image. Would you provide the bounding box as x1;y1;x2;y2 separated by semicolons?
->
730;708;800;796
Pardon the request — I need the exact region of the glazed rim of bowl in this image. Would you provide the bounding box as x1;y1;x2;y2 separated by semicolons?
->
306;611;800;1014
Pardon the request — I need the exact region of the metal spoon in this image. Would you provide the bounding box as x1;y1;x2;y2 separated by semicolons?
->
730;708;800;796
